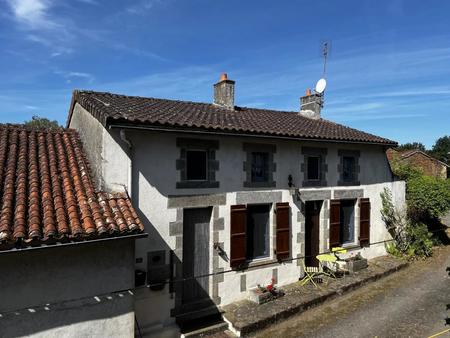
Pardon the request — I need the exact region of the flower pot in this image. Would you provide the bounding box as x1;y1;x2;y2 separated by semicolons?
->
346;258;368;272
247;287;285;304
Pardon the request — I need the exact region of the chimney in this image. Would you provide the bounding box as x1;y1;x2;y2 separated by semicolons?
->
300;88;322;119
214;73;235;109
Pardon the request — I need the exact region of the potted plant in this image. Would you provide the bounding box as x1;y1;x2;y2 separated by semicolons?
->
345;252;368;272
248;278;285;304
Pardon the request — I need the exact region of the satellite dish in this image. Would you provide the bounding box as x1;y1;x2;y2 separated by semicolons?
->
315;78;327;94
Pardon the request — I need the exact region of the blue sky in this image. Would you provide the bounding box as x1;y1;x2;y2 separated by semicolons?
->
1;0;449;147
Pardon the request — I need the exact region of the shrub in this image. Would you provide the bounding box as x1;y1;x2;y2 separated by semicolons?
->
407;175;450;220
390;160;450;221
381;188;433;259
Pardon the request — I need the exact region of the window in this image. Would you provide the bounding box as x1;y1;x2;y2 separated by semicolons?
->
230;202;290;268
306;156;320;180
301;147;327;187
330;198;370;249
176;138;219;189
340;200;355;244
243;143;276;188
338;149;360;186
251;152;269;182
342;156;356;183
246;204;270;260
186;150;207;181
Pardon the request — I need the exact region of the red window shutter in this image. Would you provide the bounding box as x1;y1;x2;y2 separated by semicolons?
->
359;198;370;247
329;200;341;249
230;205;247;268
275;202;290;261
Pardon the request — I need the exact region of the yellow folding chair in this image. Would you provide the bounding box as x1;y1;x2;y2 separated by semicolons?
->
300;262;320;287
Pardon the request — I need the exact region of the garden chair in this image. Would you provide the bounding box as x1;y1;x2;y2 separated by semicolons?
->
300;262;321;287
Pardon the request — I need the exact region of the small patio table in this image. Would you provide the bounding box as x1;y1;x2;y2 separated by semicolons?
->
316;253;338;282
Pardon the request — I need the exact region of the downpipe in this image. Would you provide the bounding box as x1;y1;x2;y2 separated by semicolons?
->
120;129;133;198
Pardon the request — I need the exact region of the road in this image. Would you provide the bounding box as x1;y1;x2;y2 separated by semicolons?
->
253;246;450;338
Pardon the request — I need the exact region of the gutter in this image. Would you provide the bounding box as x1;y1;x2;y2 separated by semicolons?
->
109;123;398;147
119;129;134;198
0;233;148;256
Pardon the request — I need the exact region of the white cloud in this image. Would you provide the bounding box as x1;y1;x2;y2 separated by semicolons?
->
75;0;98;4
7;0;57;29
126;0;160;15
54;70;95;83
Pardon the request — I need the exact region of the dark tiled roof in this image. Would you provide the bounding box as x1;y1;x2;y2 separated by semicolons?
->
68;90;397;145
0;124;144;252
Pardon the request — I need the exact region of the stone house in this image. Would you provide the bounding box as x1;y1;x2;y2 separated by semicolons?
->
387;148;449;179
0;125;145;337
67;74;406;336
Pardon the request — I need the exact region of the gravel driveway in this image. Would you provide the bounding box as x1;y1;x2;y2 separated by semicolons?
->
253;246;450;338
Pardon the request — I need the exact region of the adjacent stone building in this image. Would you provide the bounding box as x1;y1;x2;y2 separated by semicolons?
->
67;74;406;336
387;148;449;179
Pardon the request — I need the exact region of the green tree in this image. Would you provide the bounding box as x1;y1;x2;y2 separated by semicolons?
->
24;115;61;130
430;136;450;165
396;142;426;152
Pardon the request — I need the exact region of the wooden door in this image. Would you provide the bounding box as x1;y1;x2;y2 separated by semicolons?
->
182;208;211;305
305;201;322;267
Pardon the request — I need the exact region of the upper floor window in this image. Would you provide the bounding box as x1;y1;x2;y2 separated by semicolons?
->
186;150;207;181
342;156;356;183
251;152;269;182
176;138;219;189
306;155;320;181
243;143;276;188
301;147;327;187
338;150;360;186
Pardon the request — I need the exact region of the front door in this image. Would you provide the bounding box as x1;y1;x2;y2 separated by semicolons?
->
305;201;322;267
182;208;211;305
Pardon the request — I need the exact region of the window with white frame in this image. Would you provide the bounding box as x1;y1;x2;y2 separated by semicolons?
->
340;199;356;244
246;204;271;260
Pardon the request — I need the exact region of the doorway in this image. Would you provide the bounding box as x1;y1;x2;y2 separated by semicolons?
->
304;200;322;267
182;207;212;305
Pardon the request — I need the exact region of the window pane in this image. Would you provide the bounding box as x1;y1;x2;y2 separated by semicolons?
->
343;156;355;182
307;156;320;180
340;200;355;244
186;150;207;180
251;152;269;182
246;204;270;259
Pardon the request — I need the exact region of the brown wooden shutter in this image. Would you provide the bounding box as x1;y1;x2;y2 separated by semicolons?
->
230;205;247;268
275;202;290;261
359;198;370;247
329;199;341;249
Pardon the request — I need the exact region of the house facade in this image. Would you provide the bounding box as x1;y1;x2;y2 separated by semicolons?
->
67;75;406;336
0;125;145;337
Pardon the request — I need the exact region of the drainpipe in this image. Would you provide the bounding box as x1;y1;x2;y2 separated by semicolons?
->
120;129;133;198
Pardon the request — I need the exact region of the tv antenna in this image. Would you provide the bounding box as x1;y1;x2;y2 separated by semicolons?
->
313;40;331;109
321;40;330;78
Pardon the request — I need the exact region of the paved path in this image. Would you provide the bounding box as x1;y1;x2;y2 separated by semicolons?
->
253;246;450;338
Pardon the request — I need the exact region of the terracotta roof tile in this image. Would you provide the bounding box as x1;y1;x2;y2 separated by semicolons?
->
68;90;397;146
0;124;144;251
